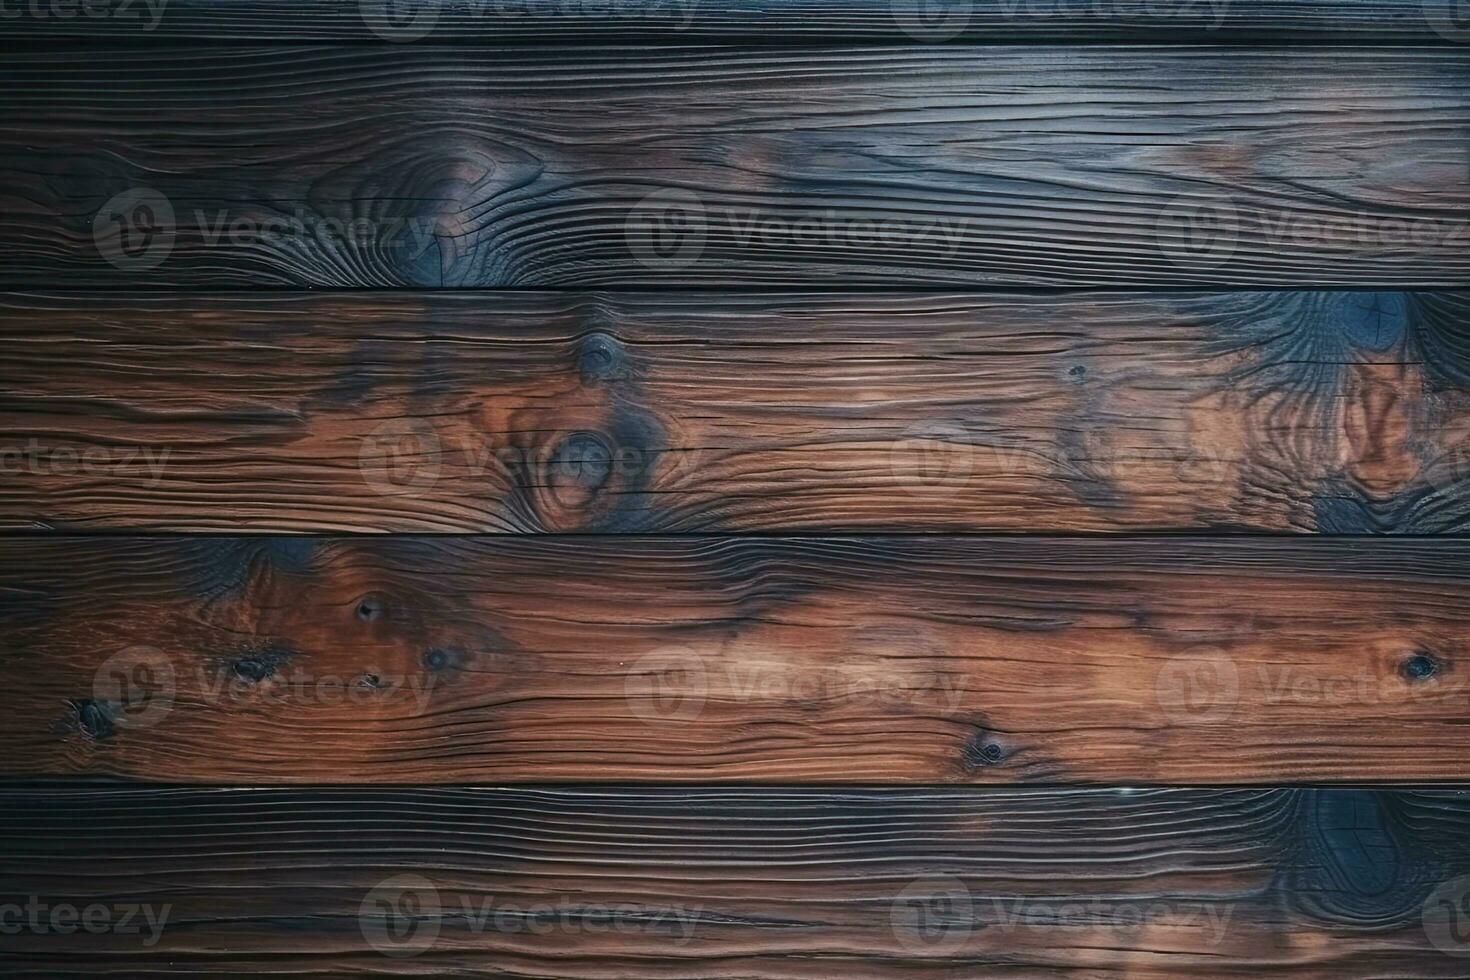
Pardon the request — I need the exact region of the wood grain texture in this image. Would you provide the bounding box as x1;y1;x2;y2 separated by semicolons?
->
3;0;1462;44
3;46;1467;288
5;290;1470;533
3;785;1470;976
4;536;1469;783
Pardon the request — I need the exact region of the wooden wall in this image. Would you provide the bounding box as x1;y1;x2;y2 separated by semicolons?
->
2;2;1469;975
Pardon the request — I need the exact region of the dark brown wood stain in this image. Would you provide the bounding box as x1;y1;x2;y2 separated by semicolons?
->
3;4;1469;975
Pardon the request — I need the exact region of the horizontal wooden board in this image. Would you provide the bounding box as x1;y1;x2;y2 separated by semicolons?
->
5;290;1470;533
4;536;1469;783
2;0;1461;44
2;785;1469;976
2;47;1467;287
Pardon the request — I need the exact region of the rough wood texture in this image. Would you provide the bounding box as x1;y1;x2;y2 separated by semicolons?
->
5;290;1470;533
4;536;1469;783
3;0;1461;44
3;47;1467;288
3;785;1469;977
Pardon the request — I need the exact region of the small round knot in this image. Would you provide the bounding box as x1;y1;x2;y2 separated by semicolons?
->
577;333;624;384
422;647;456;672
76;699;115;740
1401;652;1440;682
233;658;275;683
356;594;387;622
548;432;614;493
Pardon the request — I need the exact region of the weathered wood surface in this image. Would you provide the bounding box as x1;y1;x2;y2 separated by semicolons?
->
3;0;1462;44
4;536;1468;783
4;290;1469;533
2;785;1469;976
3;47;1467;288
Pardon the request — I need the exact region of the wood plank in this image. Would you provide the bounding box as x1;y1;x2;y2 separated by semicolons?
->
2;0;1460;44
2;785;1468;976
4;536;1469;783
5;290;1470;534
3;47;1467;288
